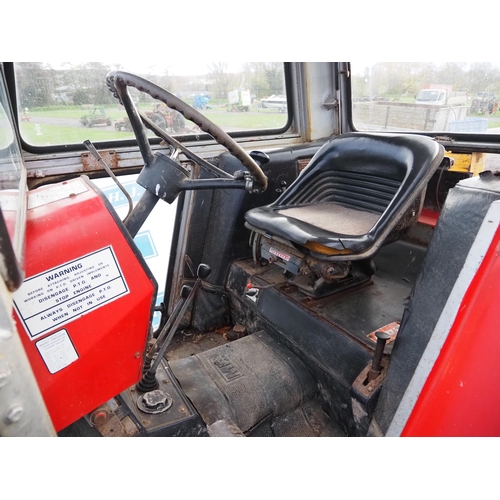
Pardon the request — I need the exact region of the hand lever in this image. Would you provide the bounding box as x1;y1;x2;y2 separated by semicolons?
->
136;264;212;392
249;151;270;168
367;331;391;382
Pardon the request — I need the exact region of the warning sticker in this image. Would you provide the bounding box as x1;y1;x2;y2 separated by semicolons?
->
35;329;79;374
14;246;129;339
367;322;400;343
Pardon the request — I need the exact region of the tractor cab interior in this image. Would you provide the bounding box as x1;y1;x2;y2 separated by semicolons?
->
3;62;500;440
58;71;449;437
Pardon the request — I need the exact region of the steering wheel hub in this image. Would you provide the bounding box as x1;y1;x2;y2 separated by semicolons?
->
106;71;268;198
137;151;190;203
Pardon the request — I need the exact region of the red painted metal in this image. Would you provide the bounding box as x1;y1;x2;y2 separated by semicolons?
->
402;225;500;436
418;208;439;227
13;178;156;432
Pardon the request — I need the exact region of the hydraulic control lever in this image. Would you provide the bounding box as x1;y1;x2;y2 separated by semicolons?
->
136;263;212;392
367;331;391;382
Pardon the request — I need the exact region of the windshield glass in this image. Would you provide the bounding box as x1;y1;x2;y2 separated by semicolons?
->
14;62;288;147
351;62;500;133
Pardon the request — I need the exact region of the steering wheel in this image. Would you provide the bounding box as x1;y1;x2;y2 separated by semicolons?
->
106;71;268;200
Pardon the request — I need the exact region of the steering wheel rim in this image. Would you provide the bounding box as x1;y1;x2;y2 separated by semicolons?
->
106;71;268;191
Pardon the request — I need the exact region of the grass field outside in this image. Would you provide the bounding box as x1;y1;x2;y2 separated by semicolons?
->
19;98;500;148
19;103;289;147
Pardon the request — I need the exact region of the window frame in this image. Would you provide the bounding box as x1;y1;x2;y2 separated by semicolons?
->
0;63;27;291
5;62;296;156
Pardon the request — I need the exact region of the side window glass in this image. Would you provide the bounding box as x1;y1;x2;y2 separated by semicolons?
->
351;62;500;134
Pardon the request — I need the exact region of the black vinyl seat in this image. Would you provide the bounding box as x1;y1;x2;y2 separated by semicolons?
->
245;133;444;262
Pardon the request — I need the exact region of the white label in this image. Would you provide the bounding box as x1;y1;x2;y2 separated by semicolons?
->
28;179;88;210
0;192;20;212
35;329;79;374
14;246;129;339
269;247;291;262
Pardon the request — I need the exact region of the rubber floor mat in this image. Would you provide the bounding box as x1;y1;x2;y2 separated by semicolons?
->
171;330;325;434
248;399;345;437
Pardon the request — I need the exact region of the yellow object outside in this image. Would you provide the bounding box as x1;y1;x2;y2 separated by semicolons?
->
446;151;486;176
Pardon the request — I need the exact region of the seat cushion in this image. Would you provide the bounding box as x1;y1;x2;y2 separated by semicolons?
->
278;202;380;236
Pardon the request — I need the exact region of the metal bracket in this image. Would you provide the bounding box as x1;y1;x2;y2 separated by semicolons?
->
233;169;256;193
245;285;260;303
322;95;339;110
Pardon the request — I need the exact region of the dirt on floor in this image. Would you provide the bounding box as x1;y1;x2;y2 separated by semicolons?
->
166;328;229;361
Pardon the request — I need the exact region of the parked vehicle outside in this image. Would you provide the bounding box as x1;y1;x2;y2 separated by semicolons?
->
80;106;112;127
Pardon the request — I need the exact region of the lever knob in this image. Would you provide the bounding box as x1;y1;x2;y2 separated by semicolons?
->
250;151;270;167
197;263;212;280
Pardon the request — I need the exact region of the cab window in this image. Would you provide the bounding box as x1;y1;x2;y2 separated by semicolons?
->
14;62;289;148
351;62;500;134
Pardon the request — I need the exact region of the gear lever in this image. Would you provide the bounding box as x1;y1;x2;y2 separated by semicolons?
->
136;263;211;392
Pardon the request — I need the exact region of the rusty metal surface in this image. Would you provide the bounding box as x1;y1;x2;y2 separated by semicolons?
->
94;411;140;437
23;137;302;185
306;256;350;281
81;149;118;172
298;158;311;172
236;245;412;353
352;359;388;399
25;149;146;188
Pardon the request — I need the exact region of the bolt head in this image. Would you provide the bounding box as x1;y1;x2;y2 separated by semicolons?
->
0;370;11;388
4;405;23;425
